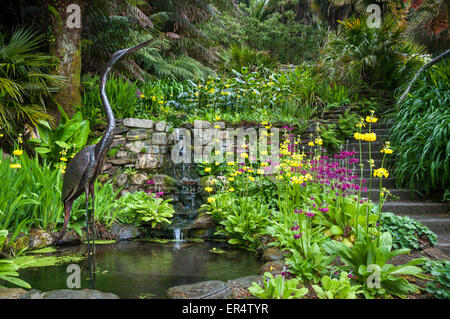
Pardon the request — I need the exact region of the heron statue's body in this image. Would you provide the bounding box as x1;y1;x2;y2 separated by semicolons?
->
55;39;156;281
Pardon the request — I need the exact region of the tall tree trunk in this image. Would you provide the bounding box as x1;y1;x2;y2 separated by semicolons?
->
48;0;85;119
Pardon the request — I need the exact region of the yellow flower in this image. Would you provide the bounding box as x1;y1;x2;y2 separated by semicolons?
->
362;132;376;142
366;115;378;123
207;197;215;203
225;84;230;88
0;133;3;137
60;157;68;162
140;94;145;98
227;161;235;166
9;163;21;169
248;176;255;182
257;169;264;175
228;177;234;181
205;167;211;173
214;125;220;129
208;88;215;94
214;150;220;155
205;187;213;192
240;153;248;159
314;138;323;146
308;141;314;146
374;168;389;178
215;116;221;121
13;149;23;156
228;187;235;192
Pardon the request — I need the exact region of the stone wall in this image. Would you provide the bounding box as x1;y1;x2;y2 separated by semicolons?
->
102;118;322;197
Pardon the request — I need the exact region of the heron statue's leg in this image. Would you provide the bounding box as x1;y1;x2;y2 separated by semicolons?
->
53;200;73;243
89;183;96;281
85;187;93;286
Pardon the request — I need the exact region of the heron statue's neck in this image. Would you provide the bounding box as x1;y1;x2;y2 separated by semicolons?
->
95;64;116;160
94;39;156;160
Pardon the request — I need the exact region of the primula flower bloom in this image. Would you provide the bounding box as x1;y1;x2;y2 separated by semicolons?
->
207;197;215;203
13;149;23;156
9;163;21;169
365;115;378;123
374;168;389;178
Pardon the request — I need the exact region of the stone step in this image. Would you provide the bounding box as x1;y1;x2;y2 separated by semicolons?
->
407;215;450;254
363;189;414;201
347;142;385;152
351;168;394;177
352;158;394;167
371;128;389;135
407;214;450;236
381;202;450;215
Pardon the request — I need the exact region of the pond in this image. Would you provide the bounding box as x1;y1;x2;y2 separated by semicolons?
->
17;241;262;299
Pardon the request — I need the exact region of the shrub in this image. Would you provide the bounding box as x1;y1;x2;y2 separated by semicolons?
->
114;191;174;227
380;212;437;250
423;259;450;299
391;61;449;197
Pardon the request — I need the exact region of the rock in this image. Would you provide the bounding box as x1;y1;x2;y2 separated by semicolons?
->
59;229;80;245
258;260;287;276
136;154;158;169
115;125;129;134
149;145;160;154
155;121;166;132
108;158;132;165
0;288;26;299
194;120;212;129
123;118;153;129
28;229;54;250
226;276;263;298
226;276;263;290
187;228;216;239
193;129;215;145
131;173;148;185
262;248;289;262
167;280;232;299
116;173;128;187
424;247;449;260
110;224;140;240
190;213;215;229
152;132;167;145
111;137;126;148
8;233;29;254
126;129;148;140
213;122;225;129
126;141;146;154
21;289;119;299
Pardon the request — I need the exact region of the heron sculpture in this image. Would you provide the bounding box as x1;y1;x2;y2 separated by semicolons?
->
55;38;156;281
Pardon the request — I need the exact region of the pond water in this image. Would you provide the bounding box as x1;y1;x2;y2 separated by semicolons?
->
18;241;262;299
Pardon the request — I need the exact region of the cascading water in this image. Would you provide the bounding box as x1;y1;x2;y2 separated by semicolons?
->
166;129;201;243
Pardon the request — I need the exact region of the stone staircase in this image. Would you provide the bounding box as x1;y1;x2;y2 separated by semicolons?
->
345;121;450;254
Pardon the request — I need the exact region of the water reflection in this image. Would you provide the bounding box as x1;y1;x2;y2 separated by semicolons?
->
18;241;261;299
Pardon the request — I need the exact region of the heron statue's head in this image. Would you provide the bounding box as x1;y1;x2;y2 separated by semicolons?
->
109;38;156;66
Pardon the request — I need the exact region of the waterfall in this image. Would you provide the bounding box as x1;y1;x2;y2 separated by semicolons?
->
173;227;184;241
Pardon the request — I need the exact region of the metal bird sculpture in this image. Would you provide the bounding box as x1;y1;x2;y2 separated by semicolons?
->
55;38;156;281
